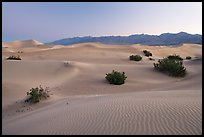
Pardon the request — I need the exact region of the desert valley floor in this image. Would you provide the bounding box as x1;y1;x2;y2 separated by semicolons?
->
2;40;202;135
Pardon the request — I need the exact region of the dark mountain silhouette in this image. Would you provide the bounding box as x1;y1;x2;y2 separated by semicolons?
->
48;32;202;46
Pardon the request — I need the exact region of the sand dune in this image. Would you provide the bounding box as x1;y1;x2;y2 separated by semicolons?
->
76;90;201;135
2;40;43;48
2;90;202;135
2;60;78;107
2;40;49;53
2;41;202;135
131;44;202;59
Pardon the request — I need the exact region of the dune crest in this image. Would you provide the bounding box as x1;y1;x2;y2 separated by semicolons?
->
3;40;43;48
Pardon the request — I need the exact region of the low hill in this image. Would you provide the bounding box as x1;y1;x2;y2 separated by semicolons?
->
48;32;202;46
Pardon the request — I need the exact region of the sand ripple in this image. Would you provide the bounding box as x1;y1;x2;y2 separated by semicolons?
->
2;90;202;135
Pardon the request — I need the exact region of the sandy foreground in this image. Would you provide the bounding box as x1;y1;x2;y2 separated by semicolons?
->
2;40;202;135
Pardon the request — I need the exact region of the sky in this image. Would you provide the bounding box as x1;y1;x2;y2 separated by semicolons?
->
2;2;202;43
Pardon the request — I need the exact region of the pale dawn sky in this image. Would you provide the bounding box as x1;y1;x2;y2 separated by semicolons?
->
2;2;202;43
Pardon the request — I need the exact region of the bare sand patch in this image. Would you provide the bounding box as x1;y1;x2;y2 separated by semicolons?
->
2;42;202;135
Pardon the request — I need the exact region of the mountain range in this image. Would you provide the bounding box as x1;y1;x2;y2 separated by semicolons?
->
48;32;202;46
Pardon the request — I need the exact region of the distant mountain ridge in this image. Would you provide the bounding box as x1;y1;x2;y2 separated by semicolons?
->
48;32;202;46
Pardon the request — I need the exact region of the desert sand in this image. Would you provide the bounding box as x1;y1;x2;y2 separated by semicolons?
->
2;40;202;135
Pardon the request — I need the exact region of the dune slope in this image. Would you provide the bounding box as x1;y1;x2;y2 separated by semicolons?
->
2;42;202;135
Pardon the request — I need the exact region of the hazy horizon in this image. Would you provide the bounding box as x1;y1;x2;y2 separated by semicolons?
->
2;31;202;43
2;2;202;43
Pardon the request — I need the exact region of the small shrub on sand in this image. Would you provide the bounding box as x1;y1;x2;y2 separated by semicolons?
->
6;55;21;60
25;85;50;103
64;61;70;67
167;54;183;61
154;57;186;77
149;57;155;61
129;55;142;61
105;70;127;85
186;56;192;60
143;50;152;57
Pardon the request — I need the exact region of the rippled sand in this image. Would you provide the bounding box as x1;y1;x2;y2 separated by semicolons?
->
2;41;202;135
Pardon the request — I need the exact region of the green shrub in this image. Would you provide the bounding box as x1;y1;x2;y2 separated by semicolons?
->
154;57;186;77
129;55;142;61
105;70;127;85
143;50;152;57
25;85;50;103
167;54;183;61
186;56;191;60
6;55;21;60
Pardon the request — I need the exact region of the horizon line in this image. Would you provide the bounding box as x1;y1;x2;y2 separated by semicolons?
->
2;31;202;43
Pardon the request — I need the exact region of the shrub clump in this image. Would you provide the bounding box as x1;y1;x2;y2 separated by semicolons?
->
154;57;186;77
143;50;152;57
129;55;142;61
167;54;183;61
6;55;21;60
186;56;192;60
105;70;127;85
25;85;50;103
